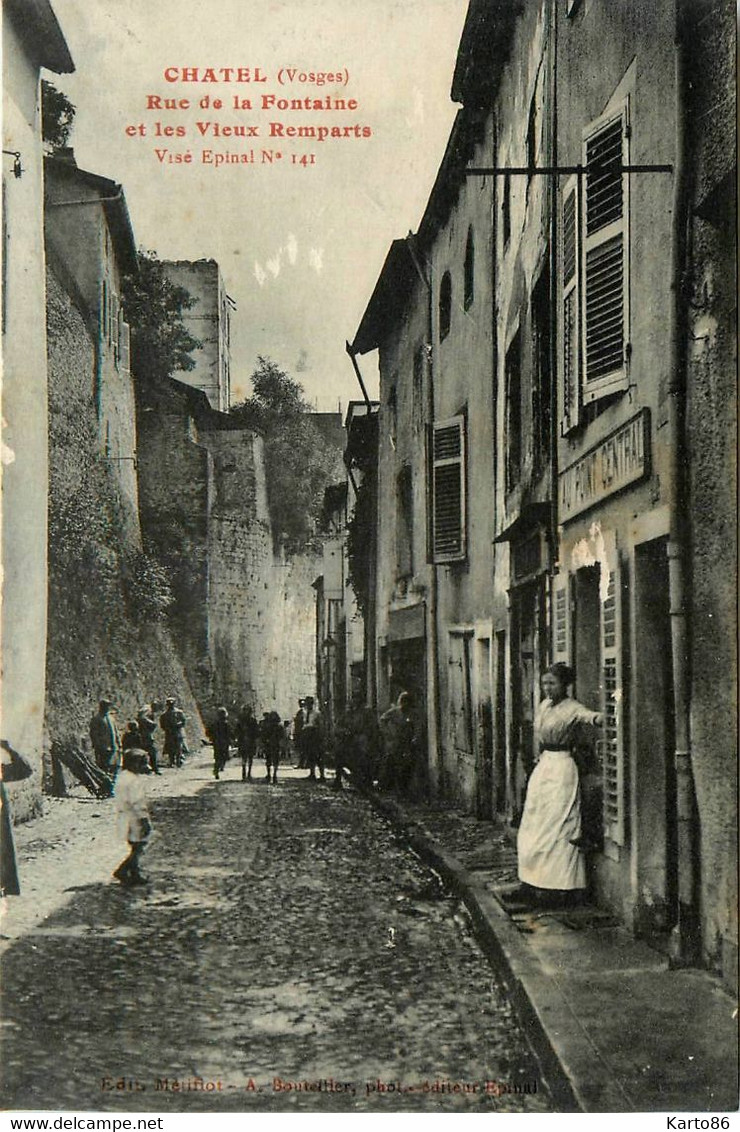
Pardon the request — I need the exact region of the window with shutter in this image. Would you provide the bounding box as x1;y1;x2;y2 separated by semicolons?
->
532;263;552;474
502;175;511;247
505;330;522;492
464;227;474;310
439;271;452;341
431;415;466;564
552;572;571;664
560;175;581;433
599;538;625;845
582;102;630;403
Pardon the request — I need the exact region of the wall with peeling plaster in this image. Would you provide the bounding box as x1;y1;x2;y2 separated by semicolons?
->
685;0;737;988
2;13;52;821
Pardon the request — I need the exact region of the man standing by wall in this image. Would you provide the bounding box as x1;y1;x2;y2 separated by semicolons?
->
302;697;325;782
89;699;121;778
160;698;187;768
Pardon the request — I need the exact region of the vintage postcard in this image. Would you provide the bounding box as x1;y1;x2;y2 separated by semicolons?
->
1;0;737;1123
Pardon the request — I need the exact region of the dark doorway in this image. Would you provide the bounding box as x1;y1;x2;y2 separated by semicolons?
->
494;631;507;813
511;578;546;821
387;637;427;769
475;638;493;819
634;538;677;938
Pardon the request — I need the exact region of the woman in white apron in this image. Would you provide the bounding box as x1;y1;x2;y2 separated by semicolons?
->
517;663;602;907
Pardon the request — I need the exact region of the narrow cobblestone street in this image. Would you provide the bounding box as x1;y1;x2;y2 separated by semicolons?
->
0;755;553;1114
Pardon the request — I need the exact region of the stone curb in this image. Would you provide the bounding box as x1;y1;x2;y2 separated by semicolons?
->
363;790;597;1113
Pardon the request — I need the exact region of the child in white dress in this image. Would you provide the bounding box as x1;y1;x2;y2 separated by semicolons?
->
113;749;152;887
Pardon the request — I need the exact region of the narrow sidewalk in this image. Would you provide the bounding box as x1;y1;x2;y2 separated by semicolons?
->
367;791;739;1114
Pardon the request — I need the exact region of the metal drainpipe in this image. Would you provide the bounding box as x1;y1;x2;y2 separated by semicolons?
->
667;0;700;967
428;258;442;799
490;112;500;811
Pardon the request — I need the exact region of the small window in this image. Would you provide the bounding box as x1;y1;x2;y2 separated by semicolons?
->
101;278;108;339
464;227;474;309
532;264;552;475
111;292;120;365
396;464;414;578
387;383;397;450
439;271;452;341
527;95;537;179
120;321;131;373
412;343;425;429
502;176;511;246
505;331;522;492
413;343;425;393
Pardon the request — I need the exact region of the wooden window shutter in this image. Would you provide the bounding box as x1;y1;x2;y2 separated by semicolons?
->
431;415;466;564
599;533;625;845
582;101;630;403
551;572;572;665
560;175;581;433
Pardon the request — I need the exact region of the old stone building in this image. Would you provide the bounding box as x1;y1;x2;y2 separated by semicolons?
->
161;259;233;412
353;0;736;986
42;156;205;756
2;0;73;816
136;378;324;718
342;399;380;711
352;241;433;766
549;0;736;982
44;150;139;532
314;465;369;731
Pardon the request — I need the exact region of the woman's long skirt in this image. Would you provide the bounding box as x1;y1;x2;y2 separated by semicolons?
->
1;784;21;896
517;751;586;891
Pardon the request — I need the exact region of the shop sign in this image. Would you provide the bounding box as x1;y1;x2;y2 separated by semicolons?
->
559;410;650;522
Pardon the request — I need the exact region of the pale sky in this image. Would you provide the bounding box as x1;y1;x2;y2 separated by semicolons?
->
45;0;470;409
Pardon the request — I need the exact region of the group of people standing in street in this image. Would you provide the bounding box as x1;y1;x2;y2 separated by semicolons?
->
206;696;325;784
96;664;602;908
89;697;189;780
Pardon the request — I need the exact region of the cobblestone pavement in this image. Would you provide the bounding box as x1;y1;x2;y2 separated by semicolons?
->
0;760;553;1113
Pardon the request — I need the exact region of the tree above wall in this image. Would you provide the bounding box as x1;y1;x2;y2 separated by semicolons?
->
121;251;201;388
41;81;76;152
230;356;344;553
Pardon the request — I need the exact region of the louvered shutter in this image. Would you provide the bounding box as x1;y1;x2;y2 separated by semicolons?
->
582;102;630;403
432;415;466;564
560;175;581;433
599;533;625;845
551;571;572;665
